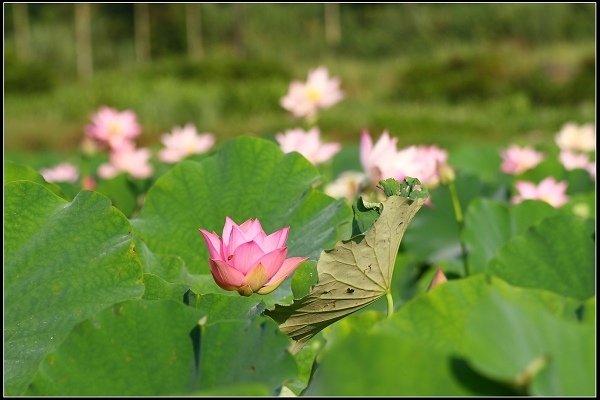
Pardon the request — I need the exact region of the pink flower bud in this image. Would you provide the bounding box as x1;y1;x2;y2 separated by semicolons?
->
199;217;308;296
427;266;448;291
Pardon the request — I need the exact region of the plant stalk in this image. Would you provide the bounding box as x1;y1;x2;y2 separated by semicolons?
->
386;291;394;319
447;180;470;276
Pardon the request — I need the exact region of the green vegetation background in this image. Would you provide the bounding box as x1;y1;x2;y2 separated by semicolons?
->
4;3;596;168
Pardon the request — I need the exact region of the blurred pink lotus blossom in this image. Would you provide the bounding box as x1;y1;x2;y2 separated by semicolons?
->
397;145;449;188
40;162;79;183
324;171;368;201
275;127;341;164
554;122;595;153
360;130;448;188
585;162;596;181
512;177;569;208
500;145;545;175
280;66;344;119
81;175;97;190
360;130;404;183
158;124;216;163
199;217;307;296
97;147;153;179
85;106;141;151
559;150;591;171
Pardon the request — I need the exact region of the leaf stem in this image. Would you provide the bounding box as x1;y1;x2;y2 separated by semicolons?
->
447;180;470;276
386;291;394;319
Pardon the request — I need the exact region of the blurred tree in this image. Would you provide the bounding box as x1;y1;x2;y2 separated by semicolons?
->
324;3;341;46
13;3;31;62
186;3;203;60
74;3;93;80
135;3;151;63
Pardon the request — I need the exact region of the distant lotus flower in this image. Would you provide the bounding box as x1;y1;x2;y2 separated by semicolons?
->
500;145;545;175
554;122;595;153
585;162;596;181
199;217;308;296
40;162;79;183
81;175;97;190
158;124;216;163
85;106;141;151
97;147;153;179
275;127;341;164
280;66;344;119
559;150;590;171
324;171;368;201
397;145;449;188
512;177;569;208
360;130;404;183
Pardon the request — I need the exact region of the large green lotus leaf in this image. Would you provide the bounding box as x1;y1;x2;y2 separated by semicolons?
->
4;181;144;395
27;300;202;395
5;160;66;198
94;173;140;218
463;291;595;395
187;292;266;323
488;216;595;300
401;173;486;264
462;199;558;273
186;384;271;396
304;333;474;396
197;318;297;393
266;192;426;350
377;275;584;355
448;143;507;186
132;136;352;275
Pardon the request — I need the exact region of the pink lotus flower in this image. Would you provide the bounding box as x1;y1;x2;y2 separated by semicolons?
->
158;124;216;163
85;106;141;151
500;145;545;175
554;122;595;153
324;171;368;201
97;147;153;179
360;130;448;188
585;162;596;181
360;130;404;183
397;145;449;188
40;162;79;183
512;177;569;208
280;66;344;119
275;127;341;165
559;150;591;171
199;217;308;296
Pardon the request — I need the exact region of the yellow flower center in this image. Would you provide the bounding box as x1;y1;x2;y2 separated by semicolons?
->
306;86;321;102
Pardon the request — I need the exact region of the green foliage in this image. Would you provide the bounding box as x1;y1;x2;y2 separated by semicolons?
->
488;216;595;300
27;300;202;395
462;199;558;273
401;173;487;264
309;275;592;395
4;182;144;395
4;160;66;198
